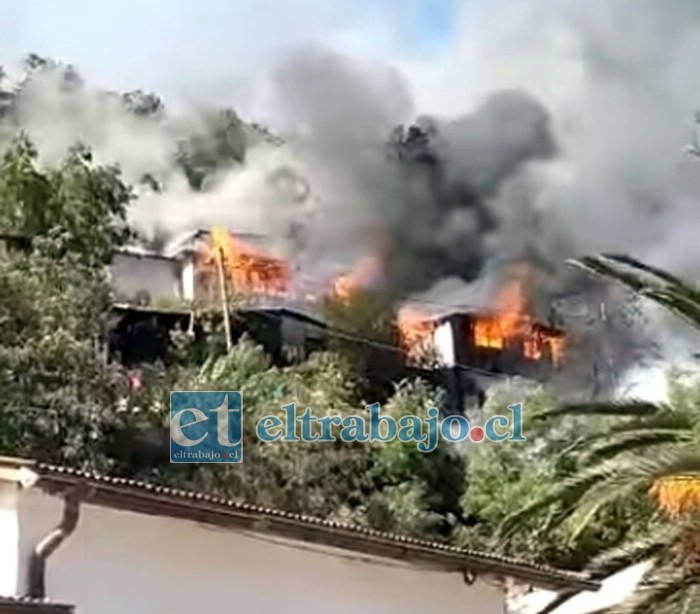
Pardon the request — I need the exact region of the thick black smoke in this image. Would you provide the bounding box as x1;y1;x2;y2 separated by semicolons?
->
384;90;555;295
261;44;674;398
5;7;697;399
265;49;558;294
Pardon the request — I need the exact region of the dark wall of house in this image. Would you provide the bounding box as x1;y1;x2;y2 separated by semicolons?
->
107;308;495;417
107;308;316;369
108;309;194;367
451;314;557;380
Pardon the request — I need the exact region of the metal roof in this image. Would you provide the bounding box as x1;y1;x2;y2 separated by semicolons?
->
0;457;598;593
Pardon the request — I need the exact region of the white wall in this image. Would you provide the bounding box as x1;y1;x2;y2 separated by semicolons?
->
110;253;183;304
17;490;504;614
0;483;19;597
510;561;651;614
181;257;195;301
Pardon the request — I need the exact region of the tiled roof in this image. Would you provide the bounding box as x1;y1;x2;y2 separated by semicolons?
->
0;457;599;592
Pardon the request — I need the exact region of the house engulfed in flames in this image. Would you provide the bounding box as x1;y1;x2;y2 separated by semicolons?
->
108;227;566;409
397;280;565;375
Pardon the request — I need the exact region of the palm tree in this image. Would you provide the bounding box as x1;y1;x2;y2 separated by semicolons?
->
501;254;700;613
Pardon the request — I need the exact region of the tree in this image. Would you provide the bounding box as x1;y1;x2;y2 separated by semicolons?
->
177;108;248;190
117;337;468;540
502;255;700;613
0;135;134;467
0;55;258;194
121;90;164;118
0;135;132;265
455;383;653;570
0;233;126;468
364;379;467;538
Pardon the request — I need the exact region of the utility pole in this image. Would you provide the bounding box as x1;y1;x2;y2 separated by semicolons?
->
216;246;233;353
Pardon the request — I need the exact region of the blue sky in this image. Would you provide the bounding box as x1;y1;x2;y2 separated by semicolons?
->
0;0;459;109
411;0;456;52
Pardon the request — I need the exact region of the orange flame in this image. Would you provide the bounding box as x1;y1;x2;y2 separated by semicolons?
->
332;256;381;301
650;476;700;518
396;307;437;352
473;280;565;365
202;227;291;297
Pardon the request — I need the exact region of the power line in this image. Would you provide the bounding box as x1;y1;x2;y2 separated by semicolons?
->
248;307;522;379
111;297;558;379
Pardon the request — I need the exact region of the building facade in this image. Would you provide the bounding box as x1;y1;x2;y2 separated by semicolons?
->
0;458;595;614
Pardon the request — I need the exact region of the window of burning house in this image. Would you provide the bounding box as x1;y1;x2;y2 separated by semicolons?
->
453;314;564;378
108;311;193;367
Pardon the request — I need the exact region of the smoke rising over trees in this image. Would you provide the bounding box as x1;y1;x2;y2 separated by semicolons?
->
0;40;681;397
3;5;700;608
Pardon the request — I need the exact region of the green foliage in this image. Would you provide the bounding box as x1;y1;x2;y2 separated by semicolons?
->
366;380;466;537
503;255;700;612
0;233;124;468
177;108;248;189
0;132;136;466
459;385;655;569
118;338;465;539
0;134;132;264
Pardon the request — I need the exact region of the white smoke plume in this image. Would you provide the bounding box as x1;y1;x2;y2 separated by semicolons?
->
3;0;700;394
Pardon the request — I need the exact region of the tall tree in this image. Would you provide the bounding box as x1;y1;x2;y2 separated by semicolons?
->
177;108;248;190
0;135;134;467
0;135;132;265
501;255;700;613
0;233;125;468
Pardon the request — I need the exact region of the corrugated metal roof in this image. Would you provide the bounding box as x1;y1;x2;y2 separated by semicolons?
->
0;457;598;592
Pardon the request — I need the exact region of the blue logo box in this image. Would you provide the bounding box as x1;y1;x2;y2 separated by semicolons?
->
170;391;243;463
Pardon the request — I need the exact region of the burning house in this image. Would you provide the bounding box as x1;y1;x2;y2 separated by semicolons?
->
0;223;568;409
394;281;566;412
397;280;565;376
107;228;330;366
107;225;567;410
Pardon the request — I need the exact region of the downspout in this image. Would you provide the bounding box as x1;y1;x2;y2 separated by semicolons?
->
26;487;83;599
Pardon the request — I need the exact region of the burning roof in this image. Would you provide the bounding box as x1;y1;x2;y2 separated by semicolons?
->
113;227;567;378
205;228;566;368
163;228;270;259
201;226;292;298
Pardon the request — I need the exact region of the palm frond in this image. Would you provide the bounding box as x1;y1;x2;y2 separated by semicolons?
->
498;485;580;539
571;256;658;293
599;254;687;287
568;415;693;463
608;567;694;614
533;400;664;422
640;288;700;330
499;456;640;538
502;449;700;539
588;527;676;577
571;254;700;329
565;469;653;543
636;448;700;481
583;429;694;464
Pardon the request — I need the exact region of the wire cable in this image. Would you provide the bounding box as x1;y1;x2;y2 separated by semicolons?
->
248;306;534;379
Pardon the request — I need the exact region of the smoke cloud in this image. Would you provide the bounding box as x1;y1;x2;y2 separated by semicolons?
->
3;0;700;395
